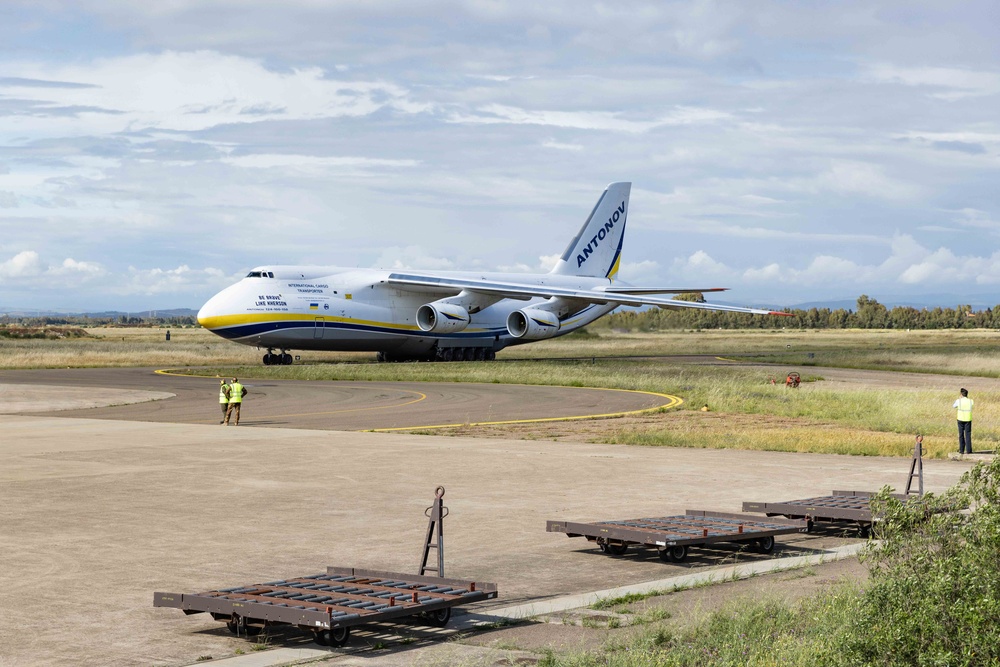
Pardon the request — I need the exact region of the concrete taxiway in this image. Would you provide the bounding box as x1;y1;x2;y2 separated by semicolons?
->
0;367;673;430
0;367;978;666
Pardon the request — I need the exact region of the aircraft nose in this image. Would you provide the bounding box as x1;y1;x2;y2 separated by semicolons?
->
197;291;226;329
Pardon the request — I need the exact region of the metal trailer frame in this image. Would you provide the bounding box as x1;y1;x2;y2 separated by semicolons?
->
546;510;809;563
154;566;497;647
154;487;496;648
742;490;910;536
742;439;928;536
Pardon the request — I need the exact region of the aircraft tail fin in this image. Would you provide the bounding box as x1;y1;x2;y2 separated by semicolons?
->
550;182;631;279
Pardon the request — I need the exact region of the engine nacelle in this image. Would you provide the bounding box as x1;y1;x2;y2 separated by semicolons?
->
417;302;471;333
507;308;561;340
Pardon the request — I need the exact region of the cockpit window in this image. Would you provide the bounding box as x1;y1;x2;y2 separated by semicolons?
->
267;272;274;278
246;271;263;278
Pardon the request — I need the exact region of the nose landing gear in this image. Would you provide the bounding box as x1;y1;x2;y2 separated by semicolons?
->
262;349;293;365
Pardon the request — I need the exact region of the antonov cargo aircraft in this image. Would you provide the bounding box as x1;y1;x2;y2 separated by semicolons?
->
197;182;786;364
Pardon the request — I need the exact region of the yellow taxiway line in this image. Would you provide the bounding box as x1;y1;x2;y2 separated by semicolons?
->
154;369;682;431
369;388;683;432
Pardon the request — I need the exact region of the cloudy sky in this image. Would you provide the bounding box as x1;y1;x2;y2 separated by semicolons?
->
1;1;998;312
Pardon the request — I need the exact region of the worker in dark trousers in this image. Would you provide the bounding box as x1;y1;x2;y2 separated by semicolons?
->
218;379;231;424
225;377;247;426
953;388;974;455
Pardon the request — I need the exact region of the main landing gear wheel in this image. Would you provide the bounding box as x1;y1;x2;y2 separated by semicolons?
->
315;626;351;647
658;545;688;563
434;347;496;362
262;351;293;365
426;607;452;627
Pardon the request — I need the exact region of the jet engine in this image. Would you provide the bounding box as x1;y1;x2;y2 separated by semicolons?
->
416;302;471;333
507;308;560;340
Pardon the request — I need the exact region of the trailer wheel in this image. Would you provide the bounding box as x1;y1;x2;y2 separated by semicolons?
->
754;536;775;553
314;630;329;646
857;523;872;538
226;616;239;635
659;545;687;562
427;607;452;627
607;542;628;556
328;626;351;647
598;540;627;555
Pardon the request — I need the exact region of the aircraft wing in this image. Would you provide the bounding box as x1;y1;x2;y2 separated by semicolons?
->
603;286;728;295
387;273;789;316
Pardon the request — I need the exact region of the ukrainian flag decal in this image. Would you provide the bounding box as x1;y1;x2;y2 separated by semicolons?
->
309;303;319;310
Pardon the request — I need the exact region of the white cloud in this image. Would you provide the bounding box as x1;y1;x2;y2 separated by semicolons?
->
540;139;583;151
951;208;1000;232
123;265;230;295
370;246;456;271
450;104;732;133
0;250;107;283
0;191;19;208
866;64;1000;101
814;160;917;200
618;259;660;285
0;250;45;278
672;251;735;280
1;51;425;137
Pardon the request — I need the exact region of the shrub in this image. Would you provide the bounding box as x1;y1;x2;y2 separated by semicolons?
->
844;458;1000;666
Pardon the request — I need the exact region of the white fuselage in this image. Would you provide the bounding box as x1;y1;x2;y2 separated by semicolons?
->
197;266;619;356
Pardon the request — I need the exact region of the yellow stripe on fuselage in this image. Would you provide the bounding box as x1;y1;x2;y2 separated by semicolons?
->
198;311;497;334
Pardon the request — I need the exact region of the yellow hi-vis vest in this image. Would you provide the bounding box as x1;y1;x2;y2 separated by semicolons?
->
219;384;229;404
957;397;973;422
229;382;244;404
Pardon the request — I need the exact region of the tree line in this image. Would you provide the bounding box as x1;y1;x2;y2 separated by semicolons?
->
603;295;997;330
0;314;197;327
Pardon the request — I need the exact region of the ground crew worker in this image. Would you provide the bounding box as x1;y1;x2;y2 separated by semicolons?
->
953;388;973;455
225;377;247;426
218;379;231;424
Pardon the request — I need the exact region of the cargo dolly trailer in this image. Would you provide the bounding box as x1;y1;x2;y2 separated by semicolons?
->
154;486;497;647
547;510;808;562
742;490;911;537
742;438;929;537
154;567;497;647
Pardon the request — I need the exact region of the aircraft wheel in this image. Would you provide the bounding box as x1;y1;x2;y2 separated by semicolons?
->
281;353;292;365
262;353;272;365
376;351;386;362
486;350;496;361
475;348;486;361
442;349;454;362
